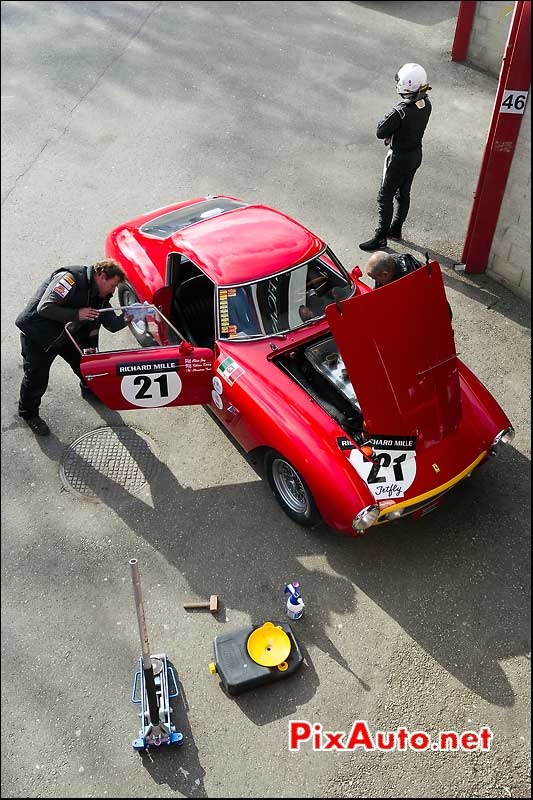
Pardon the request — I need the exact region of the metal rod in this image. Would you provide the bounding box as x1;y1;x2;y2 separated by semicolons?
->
97;305;155;313
129;559;160;728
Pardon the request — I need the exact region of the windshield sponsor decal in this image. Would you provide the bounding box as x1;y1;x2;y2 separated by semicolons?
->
219;289;230;335
225;288;240;337
339;434;417;499
216;356;245;386
219;288;242;337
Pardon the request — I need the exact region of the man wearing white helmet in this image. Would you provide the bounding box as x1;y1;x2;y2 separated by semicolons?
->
359;63;432;252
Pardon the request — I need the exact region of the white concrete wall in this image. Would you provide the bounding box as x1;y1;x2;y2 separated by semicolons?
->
469;1;514;78
466;1;531;300
487;94;531;300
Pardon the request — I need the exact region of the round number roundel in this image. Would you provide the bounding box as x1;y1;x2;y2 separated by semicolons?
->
120;371;182;408
349;447;417;499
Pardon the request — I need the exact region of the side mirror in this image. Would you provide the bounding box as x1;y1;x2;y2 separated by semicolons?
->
351;266;363;279
179;340;195;354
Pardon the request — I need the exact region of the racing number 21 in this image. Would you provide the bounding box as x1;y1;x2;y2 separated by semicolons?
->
133;373;169;399
120;369;182;407
367;453;407;483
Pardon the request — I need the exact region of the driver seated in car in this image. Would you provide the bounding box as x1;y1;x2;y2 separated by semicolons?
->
298;264;332;321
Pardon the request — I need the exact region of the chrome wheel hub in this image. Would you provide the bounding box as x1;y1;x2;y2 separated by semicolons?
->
272;458;308;515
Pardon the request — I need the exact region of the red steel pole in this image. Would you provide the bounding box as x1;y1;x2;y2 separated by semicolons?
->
461;1;531;273
452;1;477;62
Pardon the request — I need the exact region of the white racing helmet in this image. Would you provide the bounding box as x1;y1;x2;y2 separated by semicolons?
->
395;63;430;95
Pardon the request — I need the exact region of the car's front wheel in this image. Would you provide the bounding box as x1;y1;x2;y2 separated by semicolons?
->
264;450;321;527
118;282;156;347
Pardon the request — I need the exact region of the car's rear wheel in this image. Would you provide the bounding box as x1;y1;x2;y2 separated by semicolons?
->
118;282;156;347
265;450;321;527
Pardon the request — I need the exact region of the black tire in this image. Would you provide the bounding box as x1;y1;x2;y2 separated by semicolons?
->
264;450;321;527
118;282;156;347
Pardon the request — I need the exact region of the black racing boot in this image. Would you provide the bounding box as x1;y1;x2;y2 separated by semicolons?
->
388;223;403;240
22;415;50;436
359;232;387;252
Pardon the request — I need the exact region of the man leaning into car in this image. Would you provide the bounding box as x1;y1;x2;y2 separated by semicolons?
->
365;251;419;287
16;259;131;436
365;251;452;318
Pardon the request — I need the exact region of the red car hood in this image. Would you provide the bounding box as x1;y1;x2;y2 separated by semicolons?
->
326;262;461;452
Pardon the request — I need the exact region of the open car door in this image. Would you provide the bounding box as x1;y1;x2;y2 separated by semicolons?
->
74;305;213;410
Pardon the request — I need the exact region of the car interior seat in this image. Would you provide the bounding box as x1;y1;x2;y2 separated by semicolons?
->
173;274;215;348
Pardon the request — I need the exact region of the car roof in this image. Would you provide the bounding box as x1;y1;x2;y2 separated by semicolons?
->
128;198;326;285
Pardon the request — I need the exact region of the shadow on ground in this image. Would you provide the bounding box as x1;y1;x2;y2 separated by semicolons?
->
138;664;207;798
384;239;531;330
31;400;531;719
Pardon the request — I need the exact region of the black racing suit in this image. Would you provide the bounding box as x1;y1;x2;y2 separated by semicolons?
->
372;253;423;288
375;93;432;236
16;265;127;419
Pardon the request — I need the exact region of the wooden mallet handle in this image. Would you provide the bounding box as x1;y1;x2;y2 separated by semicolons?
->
183;594;218;614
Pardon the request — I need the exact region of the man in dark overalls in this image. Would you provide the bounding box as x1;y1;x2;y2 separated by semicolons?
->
365;251;422;287
16;259;130;435
365;250;452;318
360;63;432;252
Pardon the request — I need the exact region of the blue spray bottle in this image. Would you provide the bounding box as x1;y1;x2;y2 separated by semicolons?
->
284;581;304;620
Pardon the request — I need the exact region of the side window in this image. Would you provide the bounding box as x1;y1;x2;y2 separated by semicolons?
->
219;286;263;338
91;306;182;354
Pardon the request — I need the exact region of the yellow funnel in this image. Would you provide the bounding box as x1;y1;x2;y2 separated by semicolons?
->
247;622;291;667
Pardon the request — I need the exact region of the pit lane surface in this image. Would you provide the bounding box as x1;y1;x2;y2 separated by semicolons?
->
1;2;530;797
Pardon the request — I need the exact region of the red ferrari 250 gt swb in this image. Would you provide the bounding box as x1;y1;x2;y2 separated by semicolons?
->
75;196;514;535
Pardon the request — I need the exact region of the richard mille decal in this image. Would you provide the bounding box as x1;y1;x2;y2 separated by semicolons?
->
117;360;182;408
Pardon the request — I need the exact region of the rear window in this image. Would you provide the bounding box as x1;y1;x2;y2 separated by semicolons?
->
139;198;246;239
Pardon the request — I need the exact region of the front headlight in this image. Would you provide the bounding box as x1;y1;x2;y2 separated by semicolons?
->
352;504;380;532
491;427;515;453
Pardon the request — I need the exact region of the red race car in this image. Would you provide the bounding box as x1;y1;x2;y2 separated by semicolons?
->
76;195;514;535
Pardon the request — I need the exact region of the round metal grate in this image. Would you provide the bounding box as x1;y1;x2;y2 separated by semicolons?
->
60;426;159;500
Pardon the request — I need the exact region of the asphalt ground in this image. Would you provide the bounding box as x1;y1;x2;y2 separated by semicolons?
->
1;2;531;798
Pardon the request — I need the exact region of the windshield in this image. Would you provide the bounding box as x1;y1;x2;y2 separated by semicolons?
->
218;256;353;339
